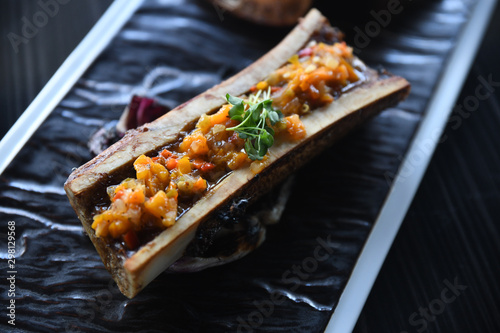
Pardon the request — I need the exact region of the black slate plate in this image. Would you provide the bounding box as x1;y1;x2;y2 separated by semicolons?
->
0;0;482;332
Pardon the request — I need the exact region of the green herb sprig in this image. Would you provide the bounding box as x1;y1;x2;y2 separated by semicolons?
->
225;92;283;160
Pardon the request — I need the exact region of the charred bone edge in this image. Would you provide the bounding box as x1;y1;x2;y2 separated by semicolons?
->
64;8;410;298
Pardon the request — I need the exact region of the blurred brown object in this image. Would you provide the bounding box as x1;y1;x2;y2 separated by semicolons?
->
210;0;313;26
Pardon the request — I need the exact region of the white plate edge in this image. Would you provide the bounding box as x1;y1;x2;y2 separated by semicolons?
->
324;0;497;332
0;0;144;175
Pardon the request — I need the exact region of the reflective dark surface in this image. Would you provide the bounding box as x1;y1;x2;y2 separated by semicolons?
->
354;5;500;331
1;0;499;332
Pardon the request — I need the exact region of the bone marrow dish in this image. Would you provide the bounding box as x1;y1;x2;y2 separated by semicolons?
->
65;9;410;298
92;40;362;251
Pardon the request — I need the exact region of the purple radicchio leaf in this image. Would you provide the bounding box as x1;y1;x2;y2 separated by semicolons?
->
88;95;170;155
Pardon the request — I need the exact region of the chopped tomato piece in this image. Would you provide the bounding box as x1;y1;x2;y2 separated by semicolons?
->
166;158;178;170
123;230;139;250
192;159;204;169
160;149;173;159
200;162;215;172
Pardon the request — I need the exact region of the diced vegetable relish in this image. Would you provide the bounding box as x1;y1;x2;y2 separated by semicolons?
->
256;41;359;115
92;41;361;249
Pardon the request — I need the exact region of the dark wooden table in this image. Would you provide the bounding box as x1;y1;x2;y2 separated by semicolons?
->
1;1;499;332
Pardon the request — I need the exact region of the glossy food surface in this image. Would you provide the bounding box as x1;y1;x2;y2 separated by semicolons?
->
0;0;475;331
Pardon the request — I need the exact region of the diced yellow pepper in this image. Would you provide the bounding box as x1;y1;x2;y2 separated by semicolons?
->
256;81;268;91
196;114;212;134
108;219;131;239
209;105;230;126
288;54;299;65
133;154;170;195
177;156;191;174
144;190;177;228
134;155;152;180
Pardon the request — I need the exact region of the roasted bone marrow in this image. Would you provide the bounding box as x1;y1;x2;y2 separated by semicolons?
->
65;8;410;298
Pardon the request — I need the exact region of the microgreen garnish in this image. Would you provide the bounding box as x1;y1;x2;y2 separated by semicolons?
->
225;92;283;160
